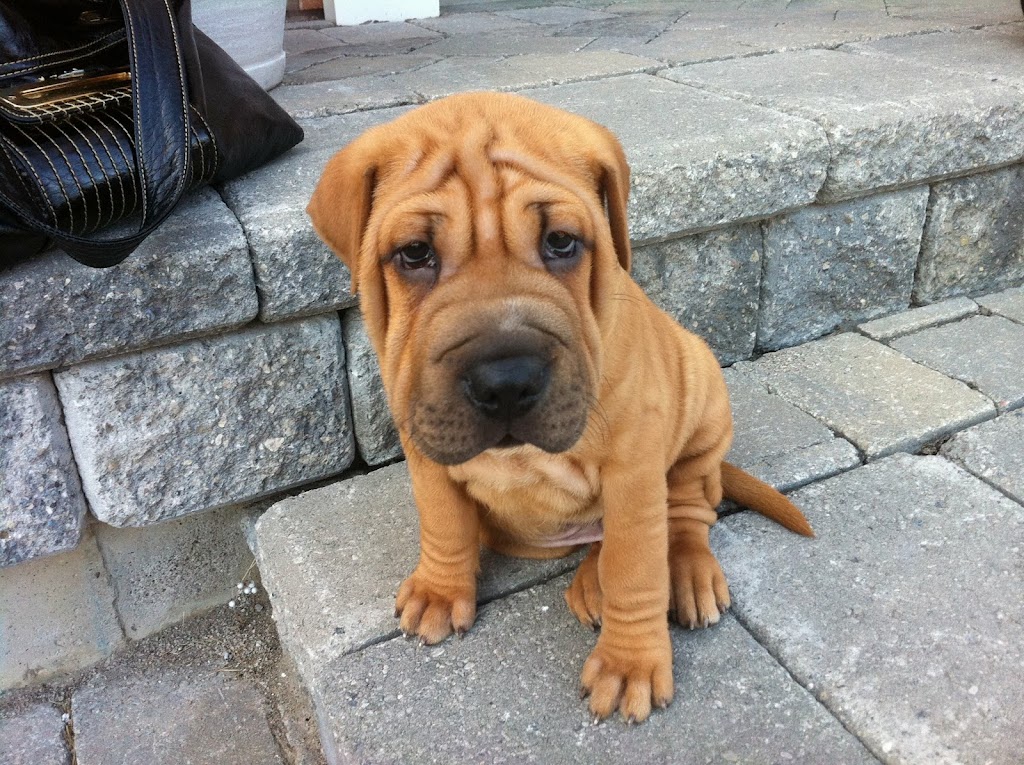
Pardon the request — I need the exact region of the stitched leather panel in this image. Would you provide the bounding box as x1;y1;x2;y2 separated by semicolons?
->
0;100;216;236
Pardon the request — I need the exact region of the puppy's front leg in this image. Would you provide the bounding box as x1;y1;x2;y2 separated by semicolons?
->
396;446;480;644
581;459;673;723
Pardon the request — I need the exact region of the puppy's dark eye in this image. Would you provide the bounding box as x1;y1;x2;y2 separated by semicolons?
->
543;231;577;261
394;241;437;271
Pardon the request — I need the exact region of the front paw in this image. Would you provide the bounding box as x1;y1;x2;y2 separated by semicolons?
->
580;630;673;723
669;544;730;629
395;567;476;645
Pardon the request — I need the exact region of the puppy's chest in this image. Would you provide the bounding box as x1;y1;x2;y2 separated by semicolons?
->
448;448;602;536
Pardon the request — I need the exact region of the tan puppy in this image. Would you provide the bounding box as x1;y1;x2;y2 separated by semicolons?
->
308;92;812;724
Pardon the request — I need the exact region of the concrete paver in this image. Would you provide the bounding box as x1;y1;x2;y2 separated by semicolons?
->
978;285;1024;324
664;49;1024;201
313;577;876;765
724;368;861;491
73;671;282;765
0;703;70;765
858;297;978;341
251;463;584;681
943;409;1024;505
735;333;995;458
889;315;1024;412
714;454;1024;765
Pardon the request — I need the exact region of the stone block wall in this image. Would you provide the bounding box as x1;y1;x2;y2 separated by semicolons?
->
4;54;1024;689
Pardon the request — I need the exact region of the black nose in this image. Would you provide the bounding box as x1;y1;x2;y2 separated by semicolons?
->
463;355;550;421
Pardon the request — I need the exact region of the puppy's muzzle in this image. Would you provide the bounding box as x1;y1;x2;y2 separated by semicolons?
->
463;355;551;423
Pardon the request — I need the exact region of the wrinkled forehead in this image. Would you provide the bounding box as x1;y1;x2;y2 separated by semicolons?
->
371;120;605;236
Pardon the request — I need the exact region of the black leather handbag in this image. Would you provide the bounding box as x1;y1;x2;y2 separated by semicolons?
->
0;0;303;267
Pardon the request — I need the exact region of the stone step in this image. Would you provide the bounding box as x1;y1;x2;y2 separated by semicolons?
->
250;297;1024;763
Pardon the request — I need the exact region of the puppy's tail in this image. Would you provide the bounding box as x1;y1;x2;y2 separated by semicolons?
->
720;462;814;537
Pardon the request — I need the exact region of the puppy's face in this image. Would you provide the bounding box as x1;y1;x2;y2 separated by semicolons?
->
308;93;632;465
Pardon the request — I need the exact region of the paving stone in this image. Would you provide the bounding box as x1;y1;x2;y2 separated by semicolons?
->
53;316;354;526
319;20;442;45
631;223;761;364
497;5;618;25
943;408;1024;505
858;296;979;341
554;11;677;40
978;285;1024;324
0;374;87;567
637;7;942;64
848;27;1024;91
271;76;420;120
0;703;70;765
413;31;595;57
0;188;256;377
527;74;829;240
714;454;1024;765
914;164;1024;302
283;28;345;56
885;1;1024;26
312;578;876;765
889;315;1024;412
221;108;413;321
411;11;537;34
736;332;995;458
724;367;861;491
0;531;123;690
664;49;1024;201
95;505;258;641
281;52;439;86
398;51;658;100
73;671;282;765
341;310;402;466
757;188;928;350
251;463;584;682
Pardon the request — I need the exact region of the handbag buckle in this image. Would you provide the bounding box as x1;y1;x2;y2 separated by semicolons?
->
0;68;131;117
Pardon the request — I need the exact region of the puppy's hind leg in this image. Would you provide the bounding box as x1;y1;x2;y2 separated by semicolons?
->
666;459;730;629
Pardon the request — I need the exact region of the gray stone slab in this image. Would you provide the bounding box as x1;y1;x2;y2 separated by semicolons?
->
0;374;86;567
737;332;995;458
251;463;583;682
281;52;439;86
271;76;421;120
319;20;442;45
914;164;1024;303
554;11;677;40
527;74;829;240
978;285;1024;324
714;454;1024;765
0;531;123;690
847;27;1024;90
95;505;258;640
943;408;1024;505
757;188;928;350
283;28;345;56
0;188;257;377
858;296;979;341
53;316;354;526
397;51;658;100
0;703;69;765
73;671;282;765
341;310;402;466
637;7;939;64
221;109;411;321
724;367;861;491
889;315;1024;412
413;31;595;57
411;11;537;34
663;49;1024;201
498;6;618;25
632;223;761;364
313;579;876;765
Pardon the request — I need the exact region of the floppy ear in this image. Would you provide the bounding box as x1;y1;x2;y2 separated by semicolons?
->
306;140;379;295
591;126;632;273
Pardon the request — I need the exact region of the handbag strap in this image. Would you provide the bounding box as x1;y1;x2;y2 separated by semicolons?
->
0;0;192;267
